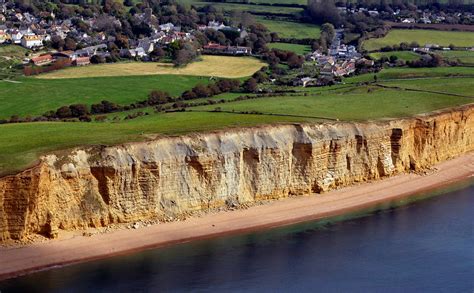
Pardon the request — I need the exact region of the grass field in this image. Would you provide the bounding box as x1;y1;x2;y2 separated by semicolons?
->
363;30;474;51
256;17;321;39
379;77;474;97
178;0;303;14
0;45;29;79
0;66;472;176
38;56;265;79
0;113;314;176
369;51;421;61
193;86;471;120
0;75;210;119
268;43;312;55
346;66;474;83
240;0;306;4
438;50;474;65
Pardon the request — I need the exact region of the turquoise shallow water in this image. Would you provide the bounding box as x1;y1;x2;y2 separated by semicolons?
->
1;182;473;293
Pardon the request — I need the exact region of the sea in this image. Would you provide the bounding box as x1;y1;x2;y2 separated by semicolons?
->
1;182;473;293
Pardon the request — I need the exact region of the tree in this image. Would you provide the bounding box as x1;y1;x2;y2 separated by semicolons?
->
51;35;65;50
150;47;166;61
56;106;72;119
287;54;304;69
307;0;341;26
91;55;105;64
69;104;89;117
147;90;171;105
244;78;258;93
64;37;77;51
192;84;212;98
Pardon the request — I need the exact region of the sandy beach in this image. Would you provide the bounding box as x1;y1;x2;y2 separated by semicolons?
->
1;152;473;281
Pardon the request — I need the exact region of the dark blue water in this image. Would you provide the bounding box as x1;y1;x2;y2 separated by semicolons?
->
1;183;473;293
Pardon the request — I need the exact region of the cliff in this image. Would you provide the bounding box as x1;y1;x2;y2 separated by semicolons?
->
1;105;473;242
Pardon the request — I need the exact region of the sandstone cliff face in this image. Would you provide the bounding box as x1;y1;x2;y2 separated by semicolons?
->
1;105;473;242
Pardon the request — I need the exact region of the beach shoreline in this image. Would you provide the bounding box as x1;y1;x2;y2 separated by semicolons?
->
1;152;473;282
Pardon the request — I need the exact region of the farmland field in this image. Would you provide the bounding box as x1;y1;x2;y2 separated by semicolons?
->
0;45;29;79
1;66;473;176
369;51;421;61
256;17;321;39
218;0;306;4
363;29;474;51
178;0;303;14
268;43;312;55
37;56;265;79
438;50;474;65
0;75;210;119
193;86;471;120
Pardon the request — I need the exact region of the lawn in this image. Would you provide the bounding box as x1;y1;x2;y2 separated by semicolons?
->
256;17;321;39
37;56;266;79
363;29;474;51
369;51;421;61
268;43;312;55
438;50;474;65
0;75;210;119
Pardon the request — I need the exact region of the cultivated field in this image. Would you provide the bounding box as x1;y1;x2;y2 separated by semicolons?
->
1;67;473;176
37;56;266;79
268;43;312;55
256;17;321;39
363;29;474;51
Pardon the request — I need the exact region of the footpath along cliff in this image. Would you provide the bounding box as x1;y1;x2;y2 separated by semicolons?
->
1;105;473;242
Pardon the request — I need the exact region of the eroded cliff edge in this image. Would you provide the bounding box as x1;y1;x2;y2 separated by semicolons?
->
1;105;473;242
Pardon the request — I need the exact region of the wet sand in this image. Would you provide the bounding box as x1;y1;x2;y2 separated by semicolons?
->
1;153;473;281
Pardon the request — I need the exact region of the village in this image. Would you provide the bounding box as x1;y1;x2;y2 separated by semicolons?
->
0;0;371;87
0;2;253;71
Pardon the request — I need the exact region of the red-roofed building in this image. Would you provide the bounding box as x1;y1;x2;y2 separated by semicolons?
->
73;57;91;66
30;54;53;66
202;42;252;56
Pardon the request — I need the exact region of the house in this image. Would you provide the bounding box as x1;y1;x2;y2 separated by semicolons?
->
138;39;154;53
30;54;53;66
202;42;251;55
120;47;147;58
317;56;335;66
0;30;9;43
207;21;228;31
21;35;43;48
401;18;415;24
75;44;108;57
73;56;90;66
299;77;317;87
10;30;23;44
52;50;76;61
159;22;175;32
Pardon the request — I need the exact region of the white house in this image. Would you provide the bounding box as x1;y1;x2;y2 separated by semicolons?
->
10;30;23;44
21;35;43;48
